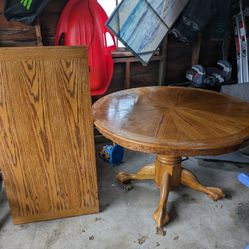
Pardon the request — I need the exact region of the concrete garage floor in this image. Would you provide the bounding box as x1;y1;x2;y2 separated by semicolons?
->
0;148;249;249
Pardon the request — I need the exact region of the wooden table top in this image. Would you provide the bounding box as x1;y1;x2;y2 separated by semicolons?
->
92;86;249;156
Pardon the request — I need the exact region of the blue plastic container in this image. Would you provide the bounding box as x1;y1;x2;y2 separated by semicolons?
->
238;173;249;188
100;144;124;165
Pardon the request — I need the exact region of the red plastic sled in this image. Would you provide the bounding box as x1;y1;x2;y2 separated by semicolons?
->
55;0;116;96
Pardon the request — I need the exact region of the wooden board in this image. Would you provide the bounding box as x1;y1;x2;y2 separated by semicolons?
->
0;46;99;224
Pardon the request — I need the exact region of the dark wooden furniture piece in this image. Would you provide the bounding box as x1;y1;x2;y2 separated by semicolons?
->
0;46;99;224
92;86;249;235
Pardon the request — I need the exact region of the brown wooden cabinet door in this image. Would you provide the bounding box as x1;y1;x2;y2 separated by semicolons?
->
0;46;99;224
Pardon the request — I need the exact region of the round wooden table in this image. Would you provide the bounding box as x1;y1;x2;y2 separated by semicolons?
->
92;86;249;235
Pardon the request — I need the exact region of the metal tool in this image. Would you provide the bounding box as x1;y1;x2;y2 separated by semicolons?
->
234;0;249;83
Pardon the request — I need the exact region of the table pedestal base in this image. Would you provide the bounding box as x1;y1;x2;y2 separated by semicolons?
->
116;155;225;236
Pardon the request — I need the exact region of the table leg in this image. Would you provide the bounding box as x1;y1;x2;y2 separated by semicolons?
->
153;156;181;235
116;164;155;183
181;168;225;201
153;171;170;236
115;155;225;236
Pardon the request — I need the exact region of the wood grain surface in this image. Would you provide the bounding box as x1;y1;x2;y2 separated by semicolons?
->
0;46;99;224
93;86;244;235
93;86;249;156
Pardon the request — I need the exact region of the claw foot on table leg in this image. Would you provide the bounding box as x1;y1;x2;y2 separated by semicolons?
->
156;227;167;236
181;168;225;201
116;165;155;182
154;207;169;236
206;187;225;201
153;171;170;236
115;165;155;191
115;172;133;192
116;172;133;183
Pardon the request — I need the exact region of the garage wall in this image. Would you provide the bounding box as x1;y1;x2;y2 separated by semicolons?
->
0;0;231;94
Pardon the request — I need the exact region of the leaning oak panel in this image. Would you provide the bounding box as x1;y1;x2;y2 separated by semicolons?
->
0;46;99;224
